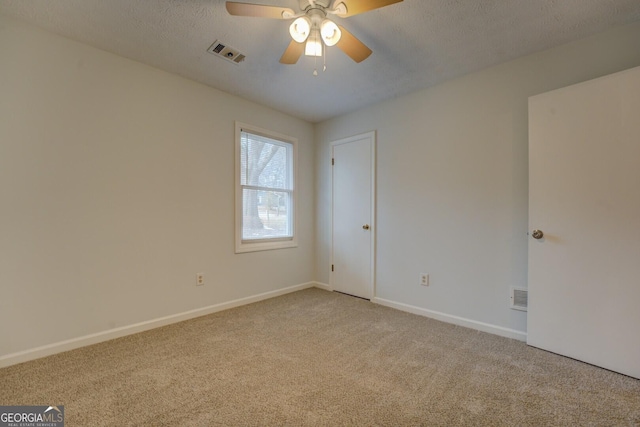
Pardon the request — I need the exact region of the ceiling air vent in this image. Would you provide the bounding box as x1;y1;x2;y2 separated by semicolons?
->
207;40;246;65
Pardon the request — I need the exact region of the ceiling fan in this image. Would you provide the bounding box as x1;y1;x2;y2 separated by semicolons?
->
225;0;403;66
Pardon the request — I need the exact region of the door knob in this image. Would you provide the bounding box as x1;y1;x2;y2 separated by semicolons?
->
531;229;544;239
362;224;370;230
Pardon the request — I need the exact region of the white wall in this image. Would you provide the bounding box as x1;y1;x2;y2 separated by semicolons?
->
315;21;640;336
0;13;315;359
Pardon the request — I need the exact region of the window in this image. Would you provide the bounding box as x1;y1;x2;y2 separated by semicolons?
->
235;122;297;253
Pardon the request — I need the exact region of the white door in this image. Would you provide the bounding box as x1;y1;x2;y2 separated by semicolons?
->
332;132;375;300
527;66;640;379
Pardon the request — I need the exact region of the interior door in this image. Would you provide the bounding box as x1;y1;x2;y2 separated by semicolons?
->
527;66;640;379
332;132;375;300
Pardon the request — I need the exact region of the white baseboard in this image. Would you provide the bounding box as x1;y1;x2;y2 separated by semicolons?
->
312;282;333;292
372;297;527;342
1;284;523;368
0;282;317;368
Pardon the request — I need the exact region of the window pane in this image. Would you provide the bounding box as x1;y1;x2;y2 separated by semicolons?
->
236;124;297;253
242;189;292;240
240;132;290;190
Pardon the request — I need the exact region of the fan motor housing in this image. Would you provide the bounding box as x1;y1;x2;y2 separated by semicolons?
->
299;0;332;10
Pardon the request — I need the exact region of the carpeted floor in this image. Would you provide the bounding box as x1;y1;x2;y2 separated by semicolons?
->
1;288;639;426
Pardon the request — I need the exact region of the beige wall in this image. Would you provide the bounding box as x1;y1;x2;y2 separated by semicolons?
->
0;14;315;359
315;21;640;336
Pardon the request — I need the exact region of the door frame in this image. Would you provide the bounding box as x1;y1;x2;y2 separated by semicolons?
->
330;131;376;299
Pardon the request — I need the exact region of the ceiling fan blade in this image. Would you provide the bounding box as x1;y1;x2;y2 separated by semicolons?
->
335;0;403;17
280;40;305;64
335;25;372;63
226;2;295;19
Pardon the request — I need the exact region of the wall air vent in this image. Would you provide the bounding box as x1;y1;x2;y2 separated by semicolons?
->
207;40;246;64
510;287;528;311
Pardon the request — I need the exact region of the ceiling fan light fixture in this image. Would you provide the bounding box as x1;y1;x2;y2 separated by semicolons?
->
305;38;323;57
289;16;311;43
304;29;323;57
320;19;341;46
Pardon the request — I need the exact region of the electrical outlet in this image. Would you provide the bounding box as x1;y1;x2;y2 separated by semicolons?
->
420;273;429;286
196;273;205;286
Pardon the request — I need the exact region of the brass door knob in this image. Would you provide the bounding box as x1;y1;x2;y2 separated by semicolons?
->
362;224;370;230
532;229;544;239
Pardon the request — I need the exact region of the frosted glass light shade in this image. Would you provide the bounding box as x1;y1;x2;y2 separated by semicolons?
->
305;37;323;57
320;19;341;46
289;17;311;43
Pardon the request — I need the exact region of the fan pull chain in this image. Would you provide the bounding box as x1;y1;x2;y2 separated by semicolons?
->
323;46;327;72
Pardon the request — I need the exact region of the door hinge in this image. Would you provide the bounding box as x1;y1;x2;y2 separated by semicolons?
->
332;158;334;166
331;264;334;272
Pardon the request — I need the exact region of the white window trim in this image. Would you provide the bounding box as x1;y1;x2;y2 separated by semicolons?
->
234;121;298;253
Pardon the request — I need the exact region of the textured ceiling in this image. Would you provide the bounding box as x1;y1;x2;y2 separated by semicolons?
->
1;0;640;122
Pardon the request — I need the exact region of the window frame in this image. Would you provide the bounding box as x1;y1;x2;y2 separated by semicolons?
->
234;121;298;253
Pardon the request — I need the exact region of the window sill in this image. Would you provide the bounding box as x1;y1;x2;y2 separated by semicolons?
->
235;239;298;254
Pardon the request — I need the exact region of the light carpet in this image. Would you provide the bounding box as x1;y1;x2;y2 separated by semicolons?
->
1;288;639;426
